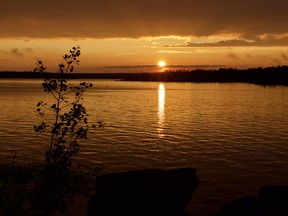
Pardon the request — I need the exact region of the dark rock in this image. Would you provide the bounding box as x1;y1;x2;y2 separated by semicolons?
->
259;185;288;207
216;185;288;216
215;196;259;216
87;168;200;216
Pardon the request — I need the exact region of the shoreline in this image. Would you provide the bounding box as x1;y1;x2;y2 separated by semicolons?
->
1;65;288;86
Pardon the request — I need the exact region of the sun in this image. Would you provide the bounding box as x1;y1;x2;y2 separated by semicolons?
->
158;61;166;67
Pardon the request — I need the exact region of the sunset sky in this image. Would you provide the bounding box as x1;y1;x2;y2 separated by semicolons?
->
1;0;288;72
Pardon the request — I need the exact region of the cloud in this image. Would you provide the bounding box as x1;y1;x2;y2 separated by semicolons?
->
24;48;34;53
157;50;193;54
245;54;252;59
10;48;34;57
227;52;239;60
114;53;135;56
161;34;288;47
0;0;288;39
271;53;288;65
280;53;288;61
0;58;14;65
11;48;24;57
272;58;281;65
186;39;254;47
0;50;9;54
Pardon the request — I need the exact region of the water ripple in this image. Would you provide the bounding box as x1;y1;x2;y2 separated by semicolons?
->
1;80;288;215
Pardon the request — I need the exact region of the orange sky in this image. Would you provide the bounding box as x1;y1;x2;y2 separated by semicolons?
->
1;0;288;72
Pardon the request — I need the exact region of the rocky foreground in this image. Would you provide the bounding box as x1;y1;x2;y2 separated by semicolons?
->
87;168;288;216
88;168;199;216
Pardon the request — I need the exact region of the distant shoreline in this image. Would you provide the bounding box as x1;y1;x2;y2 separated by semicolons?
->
1;66;288;86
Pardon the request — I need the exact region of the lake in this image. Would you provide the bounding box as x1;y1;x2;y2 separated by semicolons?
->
0;79;288;215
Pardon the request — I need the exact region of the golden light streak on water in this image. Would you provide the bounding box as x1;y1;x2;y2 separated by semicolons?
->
157;83;165;137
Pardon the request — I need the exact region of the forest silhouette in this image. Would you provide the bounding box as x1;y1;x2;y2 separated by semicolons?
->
1;65;288;86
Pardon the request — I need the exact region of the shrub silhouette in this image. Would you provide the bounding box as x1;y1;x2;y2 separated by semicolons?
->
0;46;102;216
34;46;103;170
31;46;103;215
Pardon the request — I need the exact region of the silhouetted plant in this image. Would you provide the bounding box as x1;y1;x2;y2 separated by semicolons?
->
34;46;103;171
31;46;103;215
0;46;102;216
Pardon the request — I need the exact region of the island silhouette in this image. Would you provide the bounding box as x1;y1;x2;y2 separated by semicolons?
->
1;65;288;86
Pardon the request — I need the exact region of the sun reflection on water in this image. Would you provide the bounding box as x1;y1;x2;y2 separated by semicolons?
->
157;83;165;137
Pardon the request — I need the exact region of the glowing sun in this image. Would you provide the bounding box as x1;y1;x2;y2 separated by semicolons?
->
158;61;166;67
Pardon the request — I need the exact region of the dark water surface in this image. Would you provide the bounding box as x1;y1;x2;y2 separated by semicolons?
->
0;79;288;215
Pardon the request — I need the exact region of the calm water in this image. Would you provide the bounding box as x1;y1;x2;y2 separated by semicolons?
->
0;79;288;215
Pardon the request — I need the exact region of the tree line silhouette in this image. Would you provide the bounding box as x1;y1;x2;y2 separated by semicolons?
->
1;65;288;86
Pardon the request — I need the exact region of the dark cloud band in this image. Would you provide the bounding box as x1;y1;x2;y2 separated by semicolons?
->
1;0;288;40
